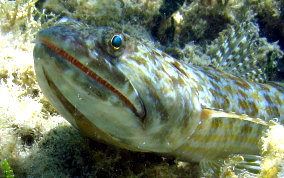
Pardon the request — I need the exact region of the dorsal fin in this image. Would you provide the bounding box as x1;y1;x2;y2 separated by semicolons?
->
205;22;283;83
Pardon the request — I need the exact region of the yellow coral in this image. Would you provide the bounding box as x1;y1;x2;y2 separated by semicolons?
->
260;124;284;177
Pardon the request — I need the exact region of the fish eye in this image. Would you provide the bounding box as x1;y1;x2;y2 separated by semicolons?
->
110;35;123;50
102;31;125;57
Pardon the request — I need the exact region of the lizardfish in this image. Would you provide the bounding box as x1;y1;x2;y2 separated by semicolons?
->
33;21;284;175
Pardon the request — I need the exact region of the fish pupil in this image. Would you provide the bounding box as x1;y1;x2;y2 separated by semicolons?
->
111;35;122;50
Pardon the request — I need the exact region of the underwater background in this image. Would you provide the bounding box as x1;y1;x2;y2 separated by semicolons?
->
0;0;284;177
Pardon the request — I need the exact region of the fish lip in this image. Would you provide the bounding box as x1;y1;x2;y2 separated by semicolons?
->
36;37;147;121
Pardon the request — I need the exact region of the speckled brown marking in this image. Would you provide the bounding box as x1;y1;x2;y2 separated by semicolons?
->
193;71;203;80
197;83;204;92
204;68;221;82
248;101;259;117
227;118;235;131
207;74;221;82
225;74;251;89
239;90;248;99
272;107;280;118
256;125;264;136
128;56;145;66
222;96;230;108
210;81;221;91
209;88;221;108
266;107;274;117
226;74;240;81
209;88;217;98
263;94;273;105
234;79;251;89
171;61;188;77
268;82;284;93
238;99;249;110
275;94;283;106
211;117;222;129
224;85;233;93
241;123;253;134
266;106;280;118
259;84;271;92
142;77;170;122
251;91;262;102
216;69;224;74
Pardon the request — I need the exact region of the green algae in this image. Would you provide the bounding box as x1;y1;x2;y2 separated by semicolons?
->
1;159;15;178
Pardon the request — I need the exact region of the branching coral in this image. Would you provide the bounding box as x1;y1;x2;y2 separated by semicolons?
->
0;0;41;42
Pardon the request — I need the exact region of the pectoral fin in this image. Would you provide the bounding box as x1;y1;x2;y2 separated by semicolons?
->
200;154;262;177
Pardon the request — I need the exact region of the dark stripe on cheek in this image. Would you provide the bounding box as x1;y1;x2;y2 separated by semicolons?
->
171;61;188;77
42;67;85;120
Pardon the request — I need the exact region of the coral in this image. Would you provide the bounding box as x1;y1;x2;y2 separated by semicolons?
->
0;0;41;42
259;123;284;177
36;0;163;40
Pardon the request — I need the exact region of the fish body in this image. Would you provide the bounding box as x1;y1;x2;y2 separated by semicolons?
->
33;21;284;172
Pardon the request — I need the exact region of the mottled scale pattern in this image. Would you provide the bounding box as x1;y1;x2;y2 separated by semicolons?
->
194;66;284;120
33;20;284;173
120;44;284;161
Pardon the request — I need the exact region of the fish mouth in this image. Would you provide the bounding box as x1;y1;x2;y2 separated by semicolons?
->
38;37;146;121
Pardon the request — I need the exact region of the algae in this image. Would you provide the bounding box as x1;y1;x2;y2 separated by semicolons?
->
0;0;283;177
1;159;15;178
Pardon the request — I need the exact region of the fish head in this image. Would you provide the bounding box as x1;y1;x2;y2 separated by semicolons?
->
33;21;201;152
